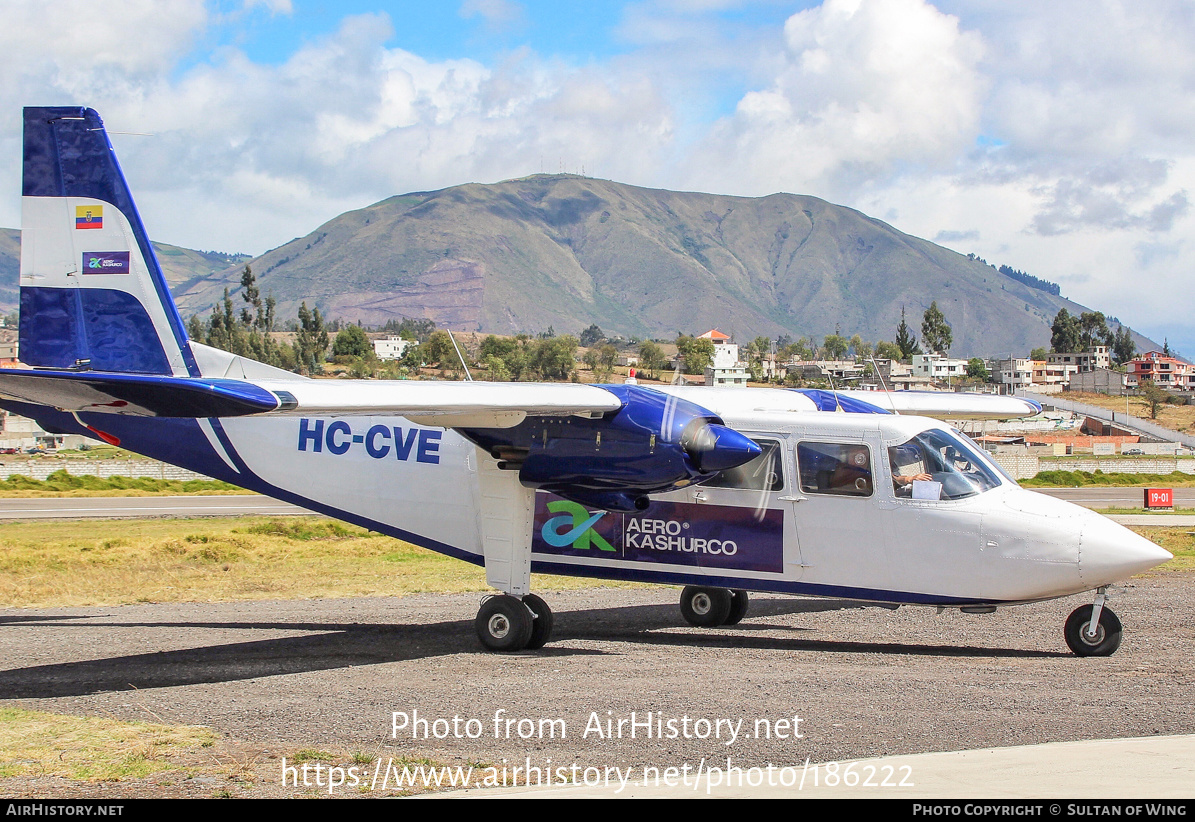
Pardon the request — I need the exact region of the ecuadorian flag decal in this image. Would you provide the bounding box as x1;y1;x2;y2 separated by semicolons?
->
75;204;102;229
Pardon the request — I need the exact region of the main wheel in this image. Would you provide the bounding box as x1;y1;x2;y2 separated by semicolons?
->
1064;604;1123;657
680;586;733;627
723;589;750;625
522;594;554;650
476;595;533;652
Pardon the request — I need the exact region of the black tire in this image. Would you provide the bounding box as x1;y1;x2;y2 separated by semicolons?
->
723;589;750;625
680;586;733;627
476;595;533;652
522;594;554;650
1064;604;1123;657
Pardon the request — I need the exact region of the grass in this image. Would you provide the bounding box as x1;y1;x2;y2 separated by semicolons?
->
0;516;640;608
0;707;218;781
0;469;251;497
1020;469;1195;488
0;707;476;795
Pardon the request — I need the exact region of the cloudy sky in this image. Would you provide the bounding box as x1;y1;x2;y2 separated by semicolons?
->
2;0;1193;354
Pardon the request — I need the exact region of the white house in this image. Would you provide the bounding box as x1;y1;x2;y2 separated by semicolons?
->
373;336;412;361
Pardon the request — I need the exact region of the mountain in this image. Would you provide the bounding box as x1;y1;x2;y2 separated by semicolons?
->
0;176;1156;356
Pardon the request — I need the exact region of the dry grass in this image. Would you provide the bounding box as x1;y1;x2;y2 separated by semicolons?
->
0;707;218;781
0;516;639;608
0;707;473;796
1065;391;1195;433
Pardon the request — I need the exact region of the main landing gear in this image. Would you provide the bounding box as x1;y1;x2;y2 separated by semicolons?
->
475;593;554;652
679;586;750;628
1064;587;1122;657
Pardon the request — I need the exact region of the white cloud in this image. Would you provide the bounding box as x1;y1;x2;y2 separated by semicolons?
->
459;0;526;32
4;1;1195;352
685;0;985;199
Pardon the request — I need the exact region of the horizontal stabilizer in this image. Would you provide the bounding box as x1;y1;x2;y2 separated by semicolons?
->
0;369;624;427
0;368;283;417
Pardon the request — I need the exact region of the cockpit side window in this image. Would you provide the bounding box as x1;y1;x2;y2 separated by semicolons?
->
797;442;873;497
888;430;1002;501
704;439;785;491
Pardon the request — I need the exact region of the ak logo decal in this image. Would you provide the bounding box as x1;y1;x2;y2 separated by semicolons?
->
540;500;615;551
81;251;130;274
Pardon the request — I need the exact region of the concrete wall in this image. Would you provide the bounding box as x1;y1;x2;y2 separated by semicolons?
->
0;459;214;482
989;454;1195;480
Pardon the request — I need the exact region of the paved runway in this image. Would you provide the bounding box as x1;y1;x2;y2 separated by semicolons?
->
434;734;1195;798
0;495;313;519
0;487;1189;520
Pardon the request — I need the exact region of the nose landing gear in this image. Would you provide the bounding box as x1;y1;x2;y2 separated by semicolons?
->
1065;588;1122;657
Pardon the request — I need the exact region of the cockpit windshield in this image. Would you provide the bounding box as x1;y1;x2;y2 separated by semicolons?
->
888;429;1004;501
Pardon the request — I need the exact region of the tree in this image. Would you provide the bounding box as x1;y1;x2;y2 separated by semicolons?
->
1029;347;1049;361
1139;379;1168;420
186;314;205;341
530;335;578;380
239;265;262;329
638;341;666;379
966;357;989;381
295;302;329;375
823;334;849;360
895;307;920;360
332;325;372;358
675;335;715;375
1112;327;1135;365
579;324;605;347
1077;311;1113;351
422;330;457;367
874;340;902;361
1051;309;1080;353
920;302;952;355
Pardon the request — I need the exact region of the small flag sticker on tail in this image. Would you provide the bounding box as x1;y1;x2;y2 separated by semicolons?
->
75;205;102;229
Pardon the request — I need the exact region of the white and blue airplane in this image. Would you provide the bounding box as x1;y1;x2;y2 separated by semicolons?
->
0;107;1172;655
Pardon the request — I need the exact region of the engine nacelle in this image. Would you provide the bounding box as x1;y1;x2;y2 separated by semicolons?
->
459;384;760;511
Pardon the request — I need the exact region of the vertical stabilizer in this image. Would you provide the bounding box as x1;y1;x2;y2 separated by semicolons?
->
20;107;197;376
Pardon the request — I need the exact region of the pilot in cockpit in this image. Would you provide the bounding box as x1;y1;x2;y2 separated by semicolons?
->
890;442;931;495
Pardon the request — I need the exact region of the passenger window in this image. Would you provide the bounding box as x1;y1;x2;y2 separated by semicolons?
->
797;442;872;497
704;439;784;491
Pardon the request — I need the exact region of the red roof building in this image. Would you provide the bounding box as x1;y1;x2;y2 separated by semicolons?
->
1126;351;1194;390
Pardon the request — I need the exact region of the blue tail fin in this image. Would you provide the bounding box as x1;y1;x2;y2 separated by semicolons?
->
20;106;197;376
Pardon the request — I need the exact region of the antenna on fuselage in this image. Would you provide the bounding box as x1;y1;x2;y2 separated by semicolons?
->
869;355;900;415
826;370;844;412
446;328;473;381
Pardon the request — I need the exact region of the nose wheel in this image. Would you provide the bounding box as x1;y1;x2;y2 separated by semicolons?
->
475;594;554;652
1064;590;1122;656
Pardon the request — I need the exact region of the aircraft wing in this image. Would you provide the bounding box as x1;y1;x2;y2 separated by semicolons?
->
0;369;622;428
833;389;1041;420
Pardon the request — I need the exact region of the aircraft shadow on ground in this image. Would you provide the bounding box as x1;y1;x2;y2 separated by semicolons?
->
0;598;1058;698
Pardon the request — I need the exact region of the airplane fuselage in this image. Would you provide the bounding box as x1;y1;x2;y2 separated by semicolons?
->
7;394;1160;609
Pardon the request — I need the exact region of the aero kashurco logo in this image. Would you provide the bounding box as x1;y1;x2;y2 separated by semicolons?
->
81;251;130;274
540;500;615;551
